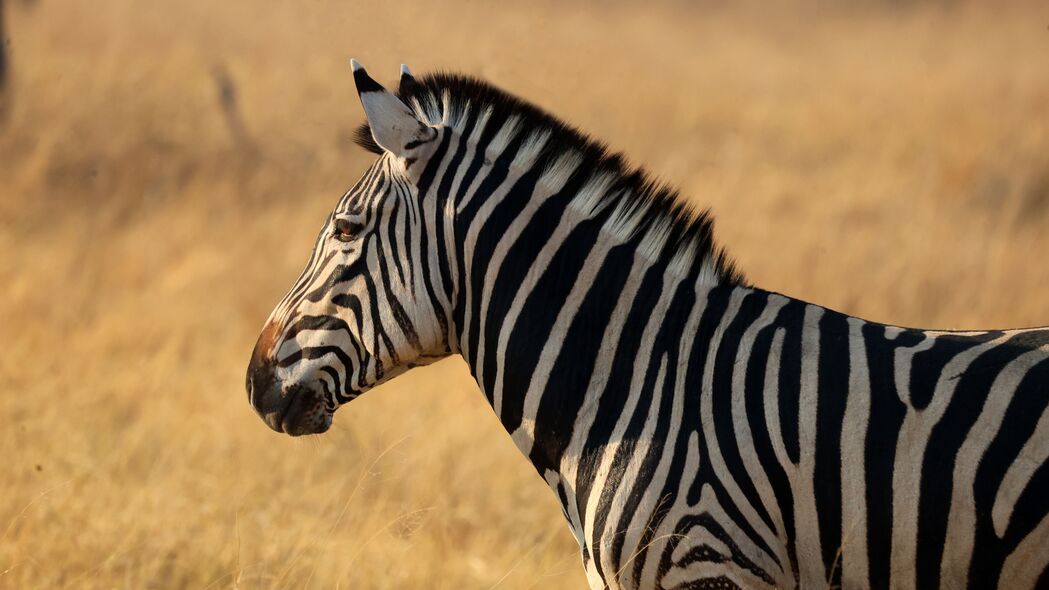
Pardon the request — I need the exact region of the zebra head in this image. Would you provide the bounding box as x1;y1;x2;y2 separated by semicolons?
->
246;61;451;436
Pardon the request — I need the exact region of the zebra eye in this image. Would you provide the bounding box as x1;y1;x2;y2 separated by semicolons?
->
333;219;364;243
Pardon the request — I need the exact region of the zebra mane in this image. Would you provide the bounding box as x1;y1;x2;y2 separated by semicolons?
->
354;72;746;287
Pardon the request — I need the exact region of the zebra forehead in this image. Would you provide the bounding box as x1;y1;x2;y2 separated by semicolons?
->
334;161;391;209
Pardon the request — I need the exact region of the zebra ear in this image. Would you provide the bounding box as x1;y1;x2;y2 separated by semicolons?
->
351;59;436;158
399;64;418;95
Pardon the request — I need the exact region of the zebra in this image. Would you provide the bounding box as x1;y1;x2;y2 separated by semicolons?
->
246;61;1049;589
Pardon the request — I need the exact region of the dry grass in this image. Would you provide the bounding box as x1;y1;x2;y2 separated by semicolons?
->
1;1;1048;588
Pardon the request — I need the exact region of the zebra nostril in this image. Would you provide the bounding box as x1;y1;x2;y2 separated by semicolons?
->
247;370;260;406
246;366;259;405
246;360;279;411
247;321;282;409
246;362;288;434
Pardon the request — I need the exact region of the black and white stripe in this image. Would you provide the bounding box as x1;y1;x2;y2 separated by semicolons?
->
247;62;1049;589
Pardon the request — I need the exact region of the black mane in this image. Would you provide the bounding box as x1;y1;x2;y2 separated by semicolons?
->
354;72;745;287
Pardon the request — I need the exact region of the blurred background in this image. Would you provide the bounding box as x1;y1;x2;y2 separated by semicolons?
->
1;0;1047;587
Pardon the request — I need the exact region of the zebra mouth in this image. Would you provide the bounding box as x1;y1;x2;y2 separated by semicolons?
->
277;385;332;437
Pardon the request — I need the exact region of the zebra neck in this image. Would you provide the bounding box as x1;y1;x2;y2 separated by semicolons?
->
426;115;743;475
452;187;736;473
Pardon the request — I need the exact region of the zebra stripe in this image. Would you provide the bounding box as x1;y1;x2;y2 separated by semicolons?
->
247;63;1049;589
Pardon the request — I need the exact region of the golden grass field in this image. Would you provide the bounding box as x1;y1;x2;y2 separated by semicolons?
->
1;0;1048;587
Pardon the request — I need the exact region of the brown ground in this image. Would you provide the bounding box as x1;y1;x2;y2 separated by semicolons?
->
1;1;1048;588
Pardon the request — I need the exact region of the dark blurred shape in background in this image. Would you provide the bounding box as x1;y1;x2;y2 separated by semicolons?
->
0;0;9;126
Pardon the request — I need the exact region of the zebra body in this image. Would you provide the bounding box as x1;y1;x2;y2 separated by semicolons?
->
246;62;1049;589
